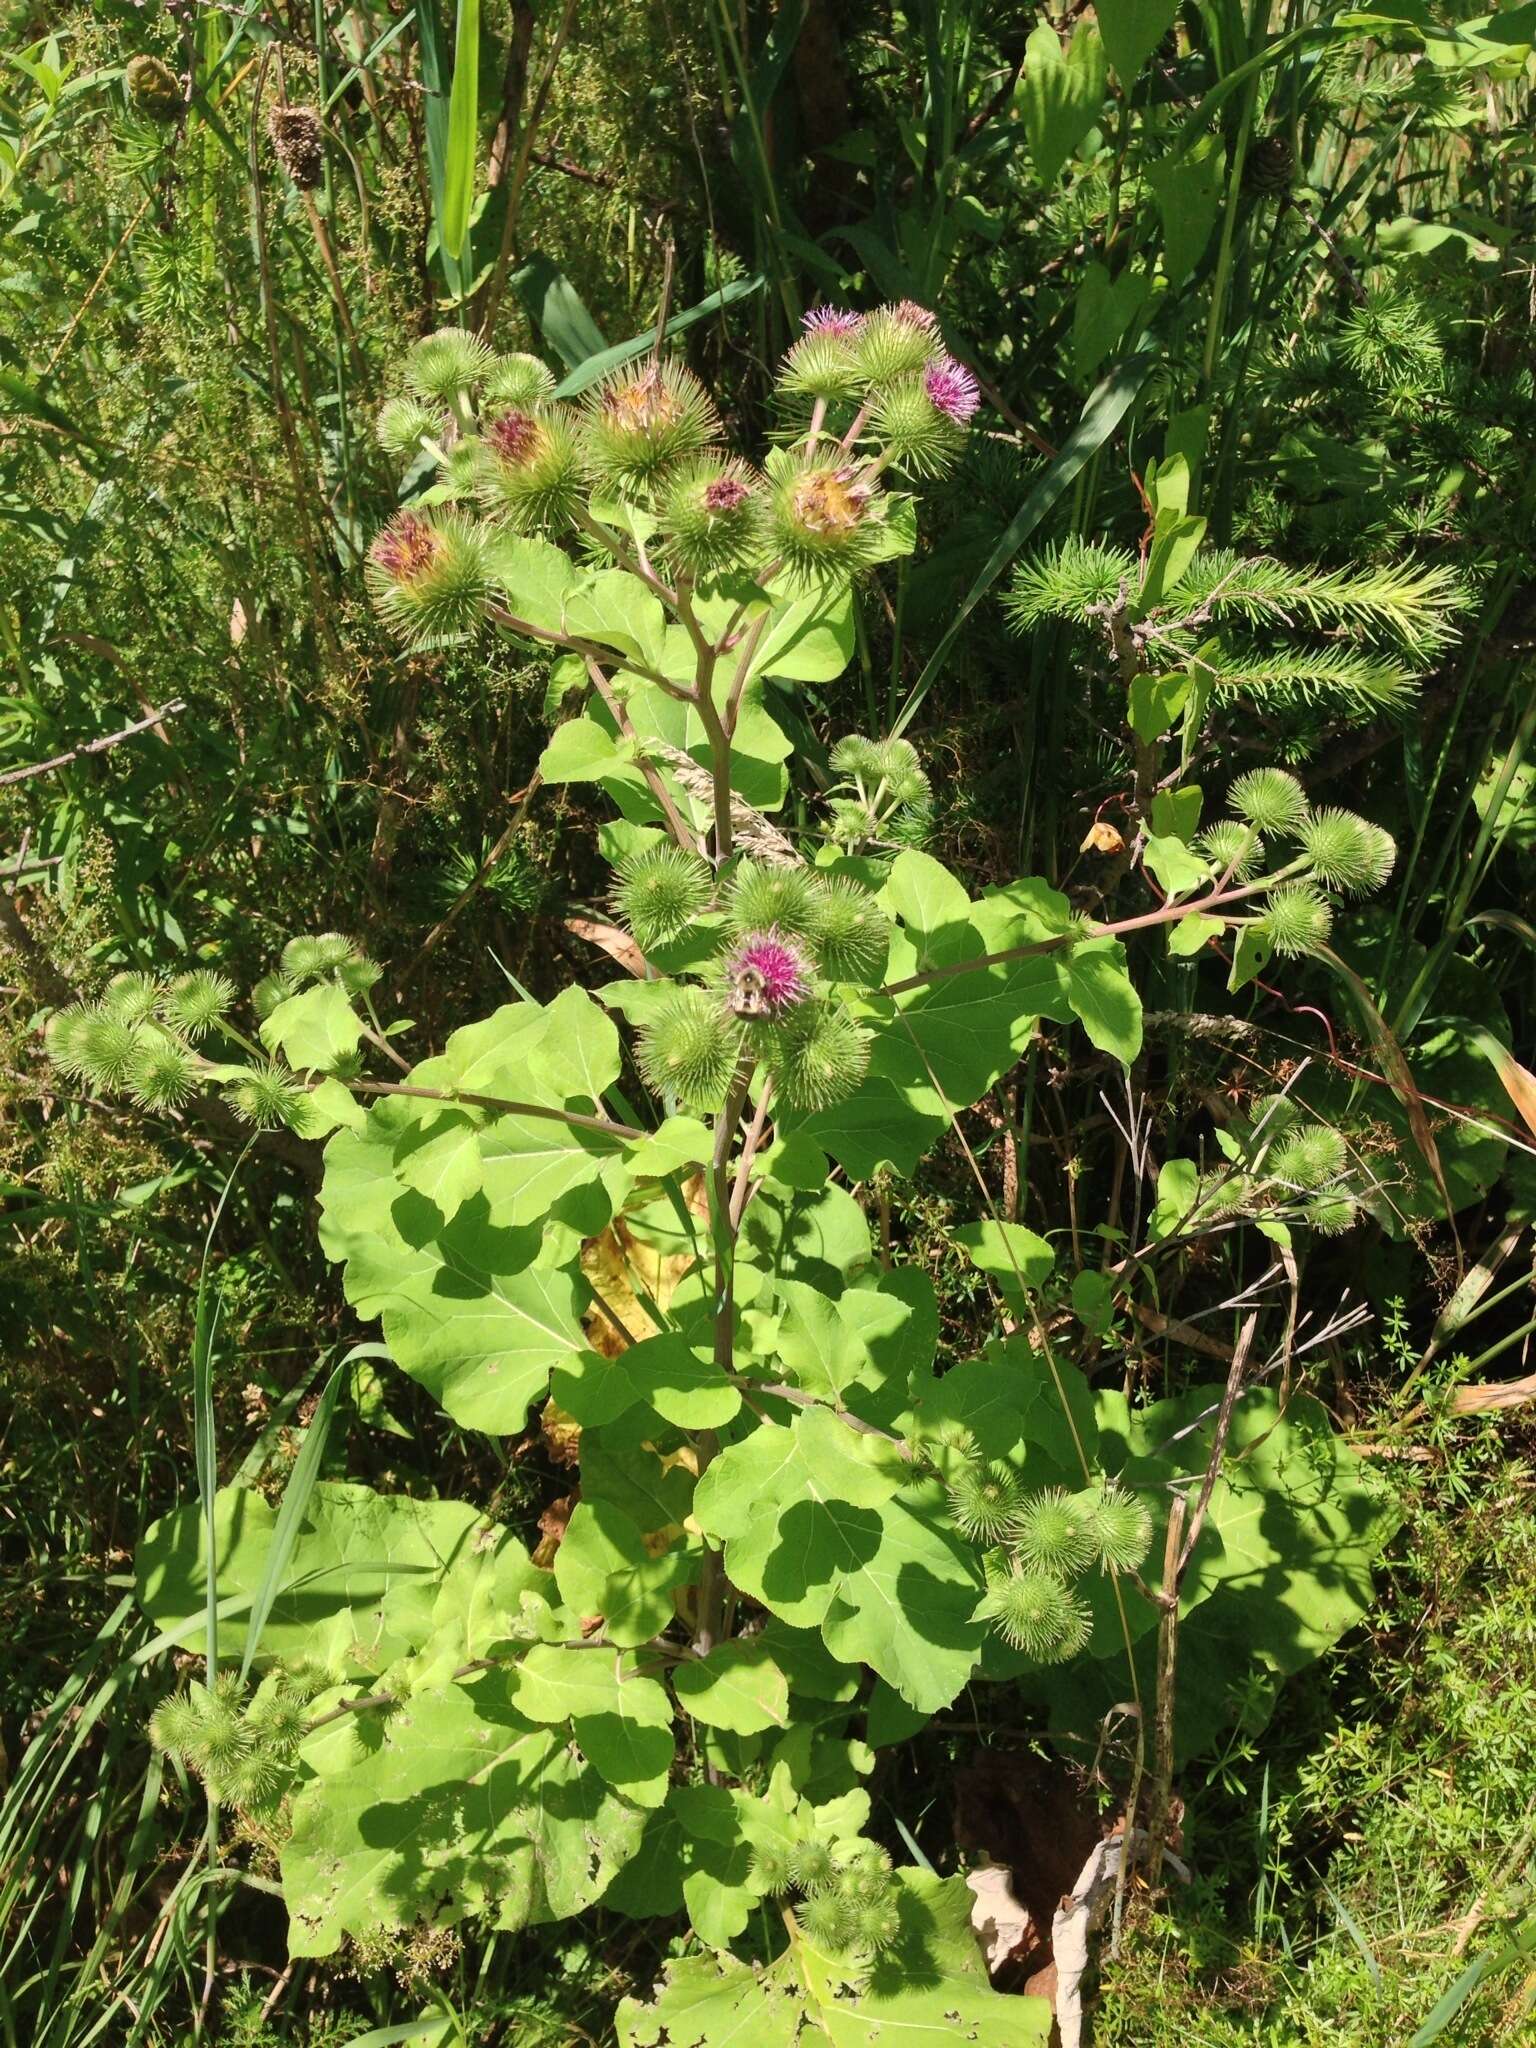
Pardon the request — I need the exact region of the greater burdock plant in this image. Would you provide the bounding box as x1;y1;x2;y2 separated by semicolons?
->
48;308;1399;2039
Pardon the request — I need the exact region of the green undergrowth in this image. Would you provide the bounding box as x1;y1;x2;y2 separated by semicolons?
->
1096;1405;1536;2048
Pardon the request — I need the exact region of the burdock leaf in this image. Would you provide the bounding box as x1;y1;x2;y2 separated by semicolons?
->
693;1409;903;1629
281;1673;644;1956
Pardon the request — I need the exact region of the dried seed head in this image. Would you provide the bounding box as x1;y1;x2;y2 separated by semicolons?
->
581;359;720;490
704;475;749;513
769;457;884;582
267;104;323;188
792;466;868;536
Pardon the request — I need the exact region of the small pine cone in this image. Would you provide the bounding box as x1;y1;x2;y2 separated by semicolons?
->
1244;135;1294;198
268;104;324;189
125;54;184;123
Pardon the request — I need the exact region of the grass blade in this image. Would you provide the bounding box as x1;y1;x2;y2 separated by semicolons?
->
510;253;608;367
1318;1876;1382;1984
416;0;466;298
440;0;481;264
239;1356;349;1680
553;276;766;396
1320;946;1457;1243
1410;1912;1536;2045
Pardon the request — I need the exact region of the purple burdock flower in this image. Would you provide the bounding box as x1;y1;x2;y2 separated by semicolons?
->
725;930;811;1019
925;353;981;425
802;305;866;342
703;475;751;514
891;299;939;331
369;510;442;585
485;407;543;466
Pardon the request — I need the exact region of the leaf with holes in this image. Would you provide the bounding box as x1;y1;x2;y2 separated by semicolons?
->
281;1673;645;1956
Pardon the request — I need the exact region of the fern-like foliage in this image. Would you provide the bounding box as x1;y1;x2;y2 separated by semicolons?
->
1006;538;1466;719
1174;549;1464;658
1005;538;1138;627
1190;641;1416;712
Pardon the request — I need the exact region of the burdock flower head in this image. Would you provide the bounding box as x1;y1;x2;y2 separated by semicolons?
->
802;306;867;343
924;353;981;424
780;307;870;403
704;476;750;512
894;300;939;331
484;408;544;467
856;301;944;383
474;405;583;530
769;454;883;581
724;930;811;1019
368;510;442;586
581;359;720;491
365;509;490;647
792;466;871;535
657;455;765;576
873;353;977;478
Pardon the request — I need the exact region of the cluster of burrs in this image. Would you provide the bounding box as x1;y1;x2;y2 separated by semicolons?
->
1187;1096;1364;1237
616;852;890;1114
1199;767;1396;960
150;1671;318;1811
45;934;377;1132
364;302;983;647
751;1832;902;1959
943;1447;1153;1662
822;734;933;854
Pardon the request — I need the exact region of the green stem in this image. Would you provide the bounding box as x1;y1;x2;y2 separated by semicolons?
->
882;866;1305;996
348;1077;643;1140
695;1059;754;1657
